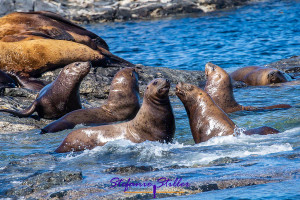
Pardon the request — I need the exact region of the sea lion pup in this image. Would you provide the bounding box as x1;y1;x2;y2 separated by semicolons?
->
40;67;140;134
176;82;279;143
204;63;291;113
0;11;109;50
55;78;175;153
0;62;91;119
230;66;291;86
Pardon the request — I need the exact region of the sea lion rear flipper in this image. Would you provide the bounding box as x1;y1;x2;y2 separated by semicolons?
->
40;119;76;134
0;101;37;117
6;72;46;91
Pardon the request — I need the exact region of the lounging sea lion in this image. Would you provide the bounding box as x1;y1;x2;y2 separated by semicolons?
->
41;67;140;133
230;66;291;86
55;78;175;153
0;62;90;119
0;70;16;92
0;39;105;77
204;63;291;113
176;82;279;143
0;11;109;50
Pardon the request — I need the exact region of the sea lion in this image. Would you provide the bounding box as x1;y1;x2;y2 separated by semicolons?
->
41;67;140;133
0;39;105;77
204;63;291;113
230;66;291;86
55;78;175;153
0;11;109;50
0;62;91;119
176;82;279;143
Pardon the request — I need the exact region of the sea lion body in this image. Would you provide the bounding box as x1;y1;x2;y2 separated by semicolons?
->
41;67;140;133
55;78;175;153
0;39;102;77
176;82;279;143
204;63;291;113
0;62;90;119
0;11;109;50
230;66;290;86
0;11;134;79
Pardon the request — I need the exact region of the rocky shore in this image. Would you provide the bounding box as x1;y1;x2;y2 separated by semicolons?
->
0;0;260;23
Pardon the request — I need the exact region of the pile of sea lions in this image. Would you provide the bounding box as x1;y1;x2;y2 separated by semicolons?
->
0;11;294;153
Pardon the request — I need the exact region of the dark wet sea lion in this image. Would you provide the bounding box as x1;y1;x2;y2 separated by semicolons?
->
55;78;175;153
230;66;291;86
0;62;90;119
204;63;291;113
0;11;109;50
176;82;279;143
41;67;140;133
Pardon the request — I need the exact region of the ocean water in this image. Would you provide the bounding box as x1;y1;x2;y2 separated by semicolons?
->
1;0;300;199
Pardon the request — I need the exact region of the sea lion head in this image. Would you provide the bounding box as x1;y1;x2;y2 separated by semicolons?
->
60;61;91;83
145;78;170;103
205;62;231;87
110;67;139;92
267;70;289;84
176;82;207;107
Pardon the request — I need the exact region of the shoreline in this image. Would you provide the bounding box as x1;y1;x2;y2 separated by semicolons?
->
0;0;262;23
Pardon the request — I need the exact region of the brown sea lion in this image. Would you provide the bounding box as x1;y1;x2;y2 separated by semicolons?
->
176;82;279;143
0;62;91;119
0;39;103;77
0;11;109;50
230;66;291;86
55;78;175;153
204;63;291;113
40;67;140;134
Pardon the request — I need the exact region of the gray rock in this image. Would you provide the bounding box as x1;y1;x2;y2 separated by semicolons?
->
0;0;258;23
105;165;159;175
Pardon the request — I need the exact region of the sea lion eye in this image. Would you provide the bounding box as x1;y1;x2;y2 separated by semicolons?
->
153;81;158;85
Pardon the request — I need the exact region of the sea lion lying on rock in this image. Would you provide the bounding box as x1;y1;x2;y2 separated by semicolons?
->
41;67;140;133
230;66;291;86
204;63;291;113
0;62;90;119
55;78;175;153
176;82;279;143
0;11;108;50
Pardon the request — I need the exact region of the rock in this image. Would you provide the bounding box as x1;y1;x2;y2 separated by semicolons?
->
0;0;258;23
105;165;158;175
6;171;83;197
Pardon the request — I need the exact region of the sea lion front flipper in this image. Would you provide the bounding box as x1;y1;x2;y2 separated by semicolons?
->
0;101;37;118
242;104;292;111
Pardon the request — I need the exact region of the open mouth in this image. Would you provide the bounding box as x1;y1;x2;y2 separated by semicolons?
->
175;85;184;96
158;84;170;93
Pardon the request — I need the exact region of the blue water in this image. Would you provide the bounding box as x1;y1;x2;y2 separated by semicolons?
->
1;0;300;199
86;0;300;71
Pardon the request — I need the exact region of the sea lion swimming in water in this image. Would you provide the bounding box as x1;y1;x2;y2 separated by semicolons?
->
40;67;140;133
0;11;108;50
55;78;175;153
176;82;279;143
230;66;291;86
0;62;90;119
204;63;291;113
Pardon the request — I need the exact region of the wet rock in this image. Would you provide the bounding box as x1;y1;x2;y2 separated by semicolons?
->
208;157;241;166
0;0;258;23
105;165;158;175
6;171;83;197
